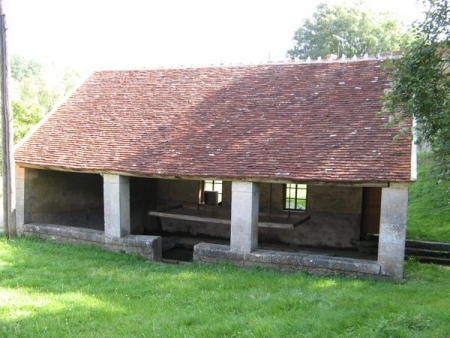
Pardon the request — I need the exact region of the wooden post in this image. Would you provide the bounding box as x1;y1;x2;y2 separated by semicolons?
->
0;1;16;238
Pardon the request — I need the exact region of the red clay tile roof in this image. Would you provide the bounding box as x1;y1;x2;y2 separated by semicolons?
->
15;60;412;183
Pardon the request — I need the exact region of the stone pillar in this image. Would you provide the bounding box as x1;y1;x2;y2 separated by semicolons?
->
103;174;130;238
378;184;409;280
15;165;25;236
230;181;259;253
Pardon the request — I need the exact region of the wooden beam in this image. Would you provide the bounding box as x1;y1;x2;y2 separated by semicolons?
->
0;2;15;238
14;163;394;188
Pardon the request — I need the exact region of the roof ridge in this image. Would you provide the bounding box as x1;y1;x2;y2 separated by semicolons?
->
92;51;403;72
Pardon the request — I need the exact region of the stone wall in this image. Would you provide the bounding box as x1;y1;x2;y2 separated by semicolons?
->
130;177;158;234
156;180;234;207
25;169;104;229
194;243;384;279
24;169;159;235
23;223;162;261
259;184;362;248
157;179;199;206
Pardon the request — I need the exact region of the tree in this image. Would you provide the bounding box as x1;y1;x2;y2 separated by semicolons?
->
9;55;81;143
287;2;411;60
382;0;450;181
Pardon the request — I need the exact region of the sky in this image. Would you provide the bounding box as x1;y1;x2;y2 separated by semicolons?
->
3;0;425;71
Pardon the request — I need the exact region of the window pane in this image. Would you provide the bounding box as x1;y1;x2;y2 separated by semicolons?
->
296;199;306;210
204;181;213;191
297;185;307;199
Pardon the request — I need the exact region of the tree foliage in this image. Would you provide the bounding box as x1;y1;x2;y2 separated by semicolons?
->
11;101;43;143
287;2;411;60
1;55;80;173
10;55;42;82
382;0;450;181
9;55;81;143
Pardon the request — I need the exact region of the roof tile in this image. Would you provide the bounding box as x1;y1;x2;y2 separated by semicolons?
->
15;60;412;183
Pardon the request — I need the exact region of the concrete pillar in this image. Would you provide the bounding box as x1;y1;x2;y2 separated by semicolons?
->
103;174;130;238
15;165;25;236
230;181;259;253
378;184;409;280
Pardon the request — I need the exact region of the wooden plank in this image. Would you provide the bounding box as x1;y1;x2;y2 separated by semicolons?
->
258;222;294;229
259;215;310;229
149;211;231;225
148;211;310;229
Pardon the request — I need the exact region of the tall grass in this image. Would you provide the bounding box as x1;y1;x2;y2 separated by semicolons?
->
408;152;450;242
1;236;450;337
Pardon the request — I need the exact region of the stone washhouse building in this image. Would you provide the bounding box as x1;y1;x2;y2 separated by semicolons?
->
14;57;416;280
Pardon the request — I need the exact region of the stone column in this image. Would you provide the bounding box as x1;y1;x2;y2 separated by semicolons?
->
15;165;25;236
103;174;130;238
230;181;259;253
378;184;409;280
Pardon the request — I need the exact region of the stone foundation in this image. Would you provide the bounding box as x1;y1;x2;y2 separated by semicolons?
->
22;223;162;261
194;243;385;279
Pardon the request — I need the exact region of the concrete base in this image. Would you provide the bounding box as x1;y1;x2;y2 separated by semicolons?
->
194;243;385;279
22;223;162;261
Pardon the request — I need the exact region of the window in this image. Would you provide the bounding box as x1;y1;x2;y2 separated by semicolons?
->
203;180;223;204
284;184;307;211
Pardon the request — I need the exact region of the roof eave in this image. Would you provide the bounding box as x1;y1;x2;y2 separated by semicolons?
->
15;162;416;187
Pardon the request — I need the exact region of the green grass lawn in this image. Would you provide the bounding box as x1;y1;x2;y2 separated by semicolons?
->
1;236;450;337
408;152;450;242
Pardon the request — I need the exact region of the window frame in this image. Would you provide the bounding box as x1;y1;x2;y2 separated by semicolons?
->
203;179;223;204
283;183;307;211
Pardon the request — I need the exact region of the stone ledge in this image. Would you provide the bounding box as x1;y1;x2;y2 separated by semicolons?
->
194;243;384;279
22;223;162;261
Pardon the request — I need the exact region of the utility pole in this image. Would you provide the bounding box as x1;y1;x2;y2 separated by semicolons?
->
0;0;16;239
